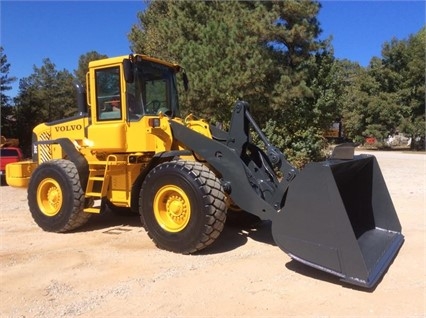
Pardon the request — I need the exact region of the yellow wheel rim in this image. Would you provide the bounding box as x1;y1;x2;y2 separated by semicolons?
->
37;178;63;217
153;185;191;233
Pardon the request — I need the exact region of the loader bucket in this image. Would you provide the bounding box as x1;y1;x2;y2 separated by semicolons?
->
271;154;404;288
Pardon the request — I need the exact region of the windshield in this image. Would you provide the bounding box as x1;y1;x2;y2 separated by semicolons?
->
126;60;180;120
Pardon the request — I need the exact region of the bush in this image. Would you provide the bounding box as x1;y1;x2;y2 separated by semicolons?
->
258;119;328;169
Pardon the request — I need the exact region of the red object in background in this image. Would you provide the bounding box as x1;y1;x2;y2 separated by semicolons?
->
365;137;377;144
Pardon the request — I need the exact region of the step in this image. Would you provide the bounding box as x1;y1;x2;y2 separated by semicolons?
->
88;177;104;181
85;192;102;197
84;207;101;214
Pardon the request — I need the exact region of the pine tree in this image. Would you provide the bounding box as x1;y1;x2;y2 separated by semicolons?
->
1;47;18;137
0;47;17;107
129;0;333;164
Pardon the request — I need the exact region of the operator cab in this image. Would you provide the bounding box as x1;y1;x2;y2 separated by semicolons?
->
123;54;183;120
93;54;184;123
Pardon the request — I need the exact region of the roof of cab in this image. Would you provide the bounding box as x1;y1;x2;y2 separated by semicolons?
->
88;54;181;72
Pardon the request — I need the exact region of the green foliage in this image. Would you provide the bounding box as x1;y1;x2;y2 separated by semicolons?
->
340;27;425;148
1;47;17;107
131;1;275;121
1;47;18;137
261;117;327;168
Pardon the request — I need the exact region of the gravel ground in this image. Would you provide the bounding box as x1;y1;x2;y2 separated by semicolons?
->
0;150;424;317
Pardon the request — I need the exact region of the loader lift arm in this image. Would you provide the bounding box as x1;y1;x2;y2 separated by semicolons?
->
226;101;298;185
170;101;297;220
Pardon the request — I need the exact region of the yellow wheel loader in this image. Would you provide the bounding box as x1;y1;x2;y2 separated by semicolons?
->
6;54;404;288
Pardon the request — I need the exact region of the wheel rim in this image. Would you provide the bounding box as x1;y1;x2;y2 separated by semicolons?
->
37;178;63;217
153;185;191;232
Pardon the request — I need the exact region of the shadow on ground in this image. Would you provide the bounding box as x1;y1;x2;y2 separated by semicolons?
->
202;219;275;255
76;209;276;254
79;208;142;232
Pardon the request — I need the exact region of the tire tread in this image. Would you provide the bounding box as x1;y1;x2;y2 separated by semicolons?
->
141;160;227;254
28;159;91;232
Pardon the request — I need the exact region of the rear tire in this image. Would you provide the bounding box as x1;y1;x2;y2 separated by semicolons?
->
140;160;227;254
28;159;91;232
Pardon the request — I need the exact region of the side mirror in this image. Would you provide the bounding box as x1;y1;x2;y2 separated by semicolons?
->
123;58;134;83
182;72;189;92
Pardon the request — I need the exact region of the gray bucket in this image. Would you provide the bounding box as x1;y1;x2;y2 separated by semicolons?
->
271;154;404;288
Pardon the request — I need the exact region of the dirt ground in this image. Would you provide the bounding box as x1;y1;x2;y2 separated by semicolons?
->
0;150;424;317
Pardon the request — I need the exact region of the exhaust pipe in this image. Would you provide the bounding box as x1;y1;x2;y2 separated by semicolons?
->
74;81;88;115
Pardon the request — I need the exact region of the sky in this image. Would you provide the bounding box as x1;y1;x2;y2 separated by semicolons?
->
1;1;425;99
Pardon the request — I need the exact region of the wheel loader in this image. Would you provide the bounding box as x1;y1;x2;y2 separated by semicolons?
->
6;54;404;288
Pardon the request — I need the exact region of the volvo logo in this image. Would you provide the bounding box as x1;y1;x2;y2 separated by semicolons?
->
54;124;83;132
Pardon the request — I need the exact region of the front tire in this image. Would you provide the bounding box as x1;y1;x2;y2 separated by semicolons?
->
140;160;227;254
28;159;91;232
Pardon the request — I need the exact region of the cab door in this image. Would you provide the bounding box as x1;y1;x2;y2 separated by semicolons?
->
124;70;174;153
87;65;126;151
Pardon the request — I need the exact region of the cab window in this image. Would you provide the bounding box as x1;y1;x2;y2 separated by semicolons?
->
144;79;167;115
95;67;122;121
126;60;179;118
